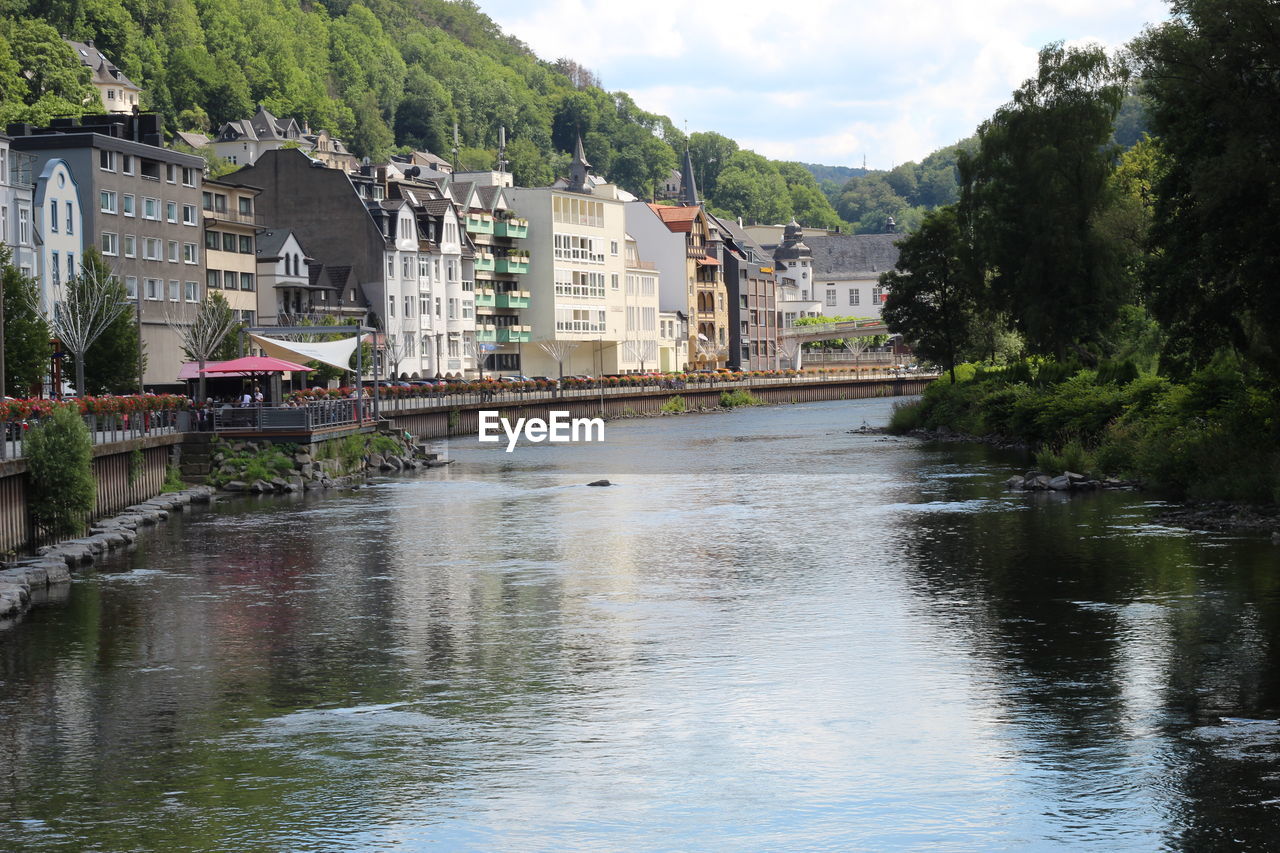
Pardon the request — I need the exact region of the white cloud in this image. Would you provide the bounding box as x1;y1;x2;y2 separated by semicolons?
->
476;0;1169;167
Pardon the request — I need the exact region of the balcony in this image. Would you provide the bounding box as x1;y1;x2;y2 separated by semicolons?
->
497;325;532;343
465;213;495;235
475;288;497;307
495;254;529;274
495;290;530;309
494;217;528;238
203;209;265;227
473;252;495;272
475;324;497;342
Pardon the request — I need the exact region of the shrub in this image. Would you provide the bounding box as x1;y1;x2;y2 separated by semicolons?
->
660;395;686;414
888;400;924;434
26;406;96;539
719;389;761;408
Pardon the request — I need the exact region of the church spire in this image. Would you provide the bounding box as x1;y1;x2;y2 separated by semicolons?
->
680;146;699;206
569;134;593;192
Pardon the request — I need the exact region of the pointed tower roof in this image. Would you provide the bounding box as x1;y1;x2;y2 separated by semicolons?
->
773;219;812;263
680;147;699;206
568;135;593;193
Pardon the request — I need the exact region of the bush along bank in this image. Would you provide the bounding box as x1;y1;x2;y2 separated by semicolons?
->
207;432;440;494
888;354;1280;516
0;486;217;627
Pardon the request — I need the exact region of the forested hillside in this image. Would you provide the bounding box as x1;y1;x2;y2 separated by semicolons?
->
0;0;847;227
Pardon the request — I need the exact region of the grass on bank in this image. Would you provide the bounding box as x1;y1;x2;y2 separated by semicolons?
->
889;353;1280;503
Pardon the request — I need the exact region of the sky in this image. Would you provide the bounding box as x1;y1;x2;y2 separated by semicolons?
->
474;0;1171;170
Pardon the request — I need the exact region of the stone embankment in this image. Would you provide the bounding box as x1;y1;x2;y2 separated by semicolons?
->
210;434;446;495
0;485;216;626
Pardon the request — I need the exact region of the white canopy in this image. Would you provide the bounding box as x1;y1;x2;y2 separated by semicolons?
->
249;333;359;372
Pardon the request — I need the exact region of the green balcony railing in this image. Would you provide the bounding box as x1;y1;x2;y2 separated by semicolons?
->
497;326;532;343
495;256;529;274
475;324;497;342
473;253;495;272
494;218;528;238
465;213;495;235
495;290;530;309
475;288;496;307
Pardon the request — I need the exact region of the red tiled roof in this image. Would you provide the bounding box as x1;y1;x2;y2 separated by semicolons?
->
647;203;700;233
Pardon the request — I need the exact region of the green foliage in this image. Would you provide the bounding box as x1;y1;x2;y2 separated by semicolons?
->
127;447;143;486
26;405;95;540
887;399;924;434
1132;0;1280;382
1;249;50;396
881;206;979;382
0;17;102;126
73;249;143;394
160;464;185;493
659;395;686;414
960;42;1129;360
709;150;793;225
207;441;295;487
719;389;761;408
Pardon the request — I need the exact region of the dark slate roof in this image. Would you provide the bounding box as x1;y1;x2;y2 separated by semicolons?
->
807;234;901;278
448;181;474;205
710;214;771;265
420;198;456;217
256;229;296;261
476;185;499;210
66;39;139;90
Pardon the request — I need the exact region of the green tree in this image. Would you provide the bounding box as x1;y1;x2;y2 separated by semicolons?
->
688;131;739;199
710;150;792;224
960;42;1128;362
880;207;980;383
65;249;142;394
1132;0;1280;379
2;249;50;397
25;404;95;540
777;162;843;230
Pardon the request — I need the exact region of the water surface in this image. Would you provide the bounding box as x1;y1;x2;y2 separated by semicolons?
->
2;398;1279;851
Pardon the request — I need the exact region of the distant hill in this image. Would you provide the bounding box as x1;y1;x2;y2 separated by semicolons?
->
800;162;869;185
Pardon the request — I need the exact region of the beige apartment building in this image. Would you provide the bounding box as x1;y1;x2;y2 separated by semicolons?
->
202;179;262;327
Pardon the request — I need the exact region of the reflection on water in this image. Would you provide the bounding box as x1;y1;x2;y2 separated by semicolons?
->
2;398;1279;851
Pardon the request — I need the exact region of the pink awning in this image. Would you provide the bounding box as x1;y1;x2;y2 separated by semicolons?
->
200;356;313;375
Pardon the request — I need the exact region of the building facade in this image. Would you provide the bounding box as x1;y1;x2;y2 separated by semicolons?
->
202;179;262;328
31;158;83;317
1;135;37;279
212;106;356;171
712;215;779;371
8;114;206;387
806;233;901;321
65;40;141;114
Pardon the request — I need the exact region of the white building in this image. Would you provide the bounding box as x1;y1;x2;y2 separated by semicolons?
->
806;233;901;321
32;158;83;316
65;39;141;114
0;137;36;282
507;149;639;377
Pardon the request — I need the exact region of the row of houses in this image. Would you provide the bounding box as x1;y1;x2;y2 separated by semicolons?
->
2;106;900;390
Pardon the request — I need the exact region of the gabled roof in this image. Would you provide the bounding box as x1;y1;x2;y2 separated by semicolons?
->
419;198;457;217
174;130;210;149
65;39;139;91
256;228;305;261
647;203;701;233
807;234;901;278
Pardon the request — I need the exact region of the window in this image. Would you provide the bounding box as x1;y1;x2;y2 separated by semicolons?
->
461;300;473;319
183;204;197;226
50;200;59;232
99;150;117;172
238;196;252;215
388;296;396;318
420;296;428;316
183;243;198;264
123;235;136;258
202;192;213;211
18;208;27;245
446;260;456;281
122;194;135;217
143;197;159;220
51;252;60;288
611;273;619;290
402;257;412;279
239;272;254;291
223;233;236;252
184;281;198;303
205;230;219;250
826;289;836;307
107;88;116;100
435;297;441;317
66;253;74;279
145;278;160;300
849;289;860;306
101;232;118;256
143;238;161;260
238;235;252;254
182;168;197;187
447;298;457;319
166;164;177;184
166;201;177;223
100;191;117;214
122;155;134;176
207;269;221;289
168;241;179;263
873;285;884;303
404;295;413;317
125;276;138;299
169;280;180;301
610;240;619;255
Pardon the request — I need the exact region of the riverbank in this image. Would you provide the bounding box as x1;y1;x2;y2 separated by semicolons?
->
888;359;1280;537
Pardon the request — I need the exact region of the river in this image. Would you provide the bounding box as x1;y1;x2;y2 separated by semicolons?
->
2;397;1279;852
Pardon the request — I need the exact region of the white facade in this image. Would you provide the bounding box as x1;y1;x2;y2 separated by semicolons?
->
658;310;688;373
0;138;37;280
624;202;689;315
508;183;635;377
32;159;83;316
382;200;427;379
433;204;473;377
621;235;661;372
814;275;888;320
